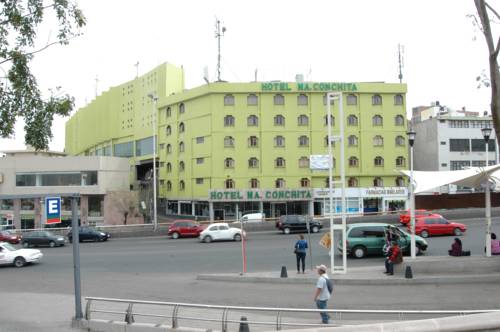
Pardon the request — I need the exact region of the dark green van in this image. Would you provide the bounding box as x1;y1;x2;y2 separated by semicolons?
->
338;223;428;259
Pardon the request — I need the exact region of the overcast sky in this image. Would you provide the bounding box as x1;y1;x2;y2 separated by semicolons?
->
0;0;498;152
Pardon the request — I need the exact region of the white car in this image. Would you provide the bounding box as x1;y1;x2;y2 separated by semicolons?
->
199;223;243;243
0;241;43;267
232;213;265;224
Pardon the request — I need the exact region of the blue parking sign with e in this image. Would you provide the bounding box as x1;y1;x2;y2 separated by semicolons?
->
46;197;61;224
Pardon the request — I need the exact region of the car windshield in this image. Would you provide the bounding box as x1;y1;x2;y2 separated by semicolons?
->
2;243;16;251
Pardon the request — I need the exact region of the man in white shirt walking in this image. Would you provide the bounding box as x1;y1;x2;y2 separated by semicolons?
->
313;264;331;324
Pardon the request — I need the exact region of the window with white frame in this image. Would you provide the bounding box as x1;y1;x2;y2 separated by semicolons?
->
374;156;384;166
347;94;357;105
372;115;383;126
274;114;285;126
247;94;258;105
347;114;358;126
373;135;384;146
250;178;259;188
396;156;406;167
394;94;404;105
274;94;285;105
298;156;309;168
248;136;259;147
248;157;259;168
224;94;235;106
395;136;405;146
372;94;382;105
247;115;259;126
225;179;235;189
348;177;358;187
373;177;383;187
225;158;235;168
224;136;234;147
300;178;310;187
275;178;285;188
298;114;309;126
275;157;286;168
349;157;359;167
179;161;185;171
348;135;358;146
274;135;285;147
297;94;308;105
298;135;309;146
395;115;405;126
224;115;235;127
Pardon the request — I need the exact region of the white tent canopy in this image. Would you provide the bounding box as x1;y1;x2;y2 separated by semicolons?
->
400;165;500;194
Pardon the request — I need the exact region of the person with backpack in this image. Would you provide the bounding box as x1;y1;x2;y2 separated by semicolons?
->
384;241;402;275
313;264;332;324
294;234;308;274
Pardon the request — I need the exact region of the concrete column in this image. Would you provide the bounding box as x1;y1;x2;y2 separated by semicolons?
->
209;202;214;222
13;199;21;230
192;202;196;216
271;203;275;218
80;196;88;226
259;201;264;214
177;201;181;215
235;203;239;222
34;198;42;229
308;200;314;217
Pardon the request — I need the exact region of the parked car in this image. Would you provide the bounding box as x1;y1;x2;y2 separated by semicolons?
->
199;223;243;243
21;231;65;248
67;227;111;243
337;223;428;259
0;230;22;244
399;209;440;225
275;215;322;234
233;213;265;224
168;220;205;239
410;216;466;238
0;242;43;267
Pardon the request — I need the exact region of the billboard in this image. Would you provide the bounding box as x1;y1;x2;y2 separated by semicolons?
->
310;155;331;170
45;197;61;224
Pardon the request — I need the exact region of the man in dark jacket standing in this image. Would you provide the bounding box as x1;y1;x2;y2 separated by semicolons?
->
384;241;401;275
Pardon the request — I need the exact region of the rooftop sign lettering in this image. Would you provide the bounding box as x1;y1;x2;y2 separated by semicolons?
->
261;82;358;92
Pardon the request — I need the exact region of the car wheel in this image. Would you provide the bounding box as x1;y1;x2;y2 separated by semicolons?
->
420;230;429;238
454;228;462;236
283;227;291;235
49;241;56;248
203;236;212;243
22;241;29;248
352;246;366;259
234;234;242;241
172;232;180;239
311;226;319;233
14;257;26;268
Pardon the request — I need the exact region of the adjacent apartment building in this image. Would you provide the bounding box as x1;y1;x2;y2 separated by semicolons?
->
65;63;410;221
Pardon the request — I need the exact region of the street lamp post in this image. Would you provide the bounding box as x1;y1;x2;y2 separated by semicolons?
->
482;127;492;257
148;93;158;232
407;130;416;259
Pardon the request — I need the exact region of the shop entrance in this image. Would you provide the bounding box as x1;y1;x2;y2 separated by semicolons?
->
271;203;287;218
363;198;382;214
386;200;406;213
214;209;224;221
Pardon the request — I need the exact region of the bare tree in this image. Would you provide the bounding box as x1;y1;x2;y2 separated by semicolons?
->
475;0;500;144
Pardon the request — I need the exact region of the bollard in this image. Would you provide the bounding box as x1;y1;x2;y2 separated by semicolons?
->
280;266;288;278
239;316;250;332
405;265;413;279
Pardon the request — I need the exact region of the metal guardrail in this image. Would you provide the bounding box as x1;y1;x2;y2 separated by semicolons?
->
84;296;500;331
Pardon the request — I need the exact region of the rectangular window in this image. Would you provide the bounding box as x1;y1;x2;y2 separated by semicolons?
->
16;172;99;187
440;141;446;145
196;136;204;144
103;145;112;156
40;173;80;186
196;158;204;164
196;178;204;184
113;141;134;157
449;139;470;152
472;160;486;167
135;136;154;156
15;174;36;186
450;160;471;170
441;163;447;167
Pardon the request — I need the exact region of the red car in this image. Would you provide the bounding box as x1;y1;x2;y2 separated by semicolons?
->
399;209;439;225
409;216;466;238
168;220;205;239
0;230;22;244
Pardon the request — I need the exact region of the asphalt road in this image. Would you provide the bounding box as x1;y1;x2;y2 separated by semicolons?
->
1;217;500;331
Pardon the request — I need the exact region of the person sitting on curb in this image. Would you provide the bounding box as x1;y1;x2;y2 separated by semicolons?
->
449;238;462;257
384;241;402;276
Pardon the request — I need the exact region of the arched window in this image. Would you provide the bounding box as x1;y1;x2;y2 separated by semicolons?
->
347;115;358;126
224;115;235;127
166;107;172;117
373;177;383;187
225;179;235;189
166;144;172;154
348;135;358;146
248;157;259;168
179;180;185;190
374;156;384;166
298;156;309;168
275;157;286;168
346;94;357;105
297;94;308;105
394;94;404;105
274;115;285;126
274;94;285;105
298;135;309;146
250;178;259;188
395;136;405;146
166;162;172;173
179;103;185;114
300;178;310;188
348;177;358;187
373;135;384;146
179;122;185;133
395;115;405;126
372;115;383;126
395;176;405;187
372;94;382;105
224;136;234;147
166;125;171;136
248;136;258;147
247;94;258;105
274;135;285;147
275;178;286;188
179;161;185;171
396;156;406;167
224;94;235;106
324;115;334;126
167;181;172;191
349;157;359;167
298;114;309;126
247;115;259;126
224;158;235;168
179;142;185;152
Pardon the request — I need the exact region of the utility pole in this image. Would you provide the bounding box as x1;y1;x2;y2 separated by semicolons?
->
215;18;226;82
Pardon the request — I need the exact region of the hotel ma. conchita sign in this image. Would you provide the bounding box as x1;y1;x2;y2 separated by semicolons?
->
261;82;358;92
209;189;313;202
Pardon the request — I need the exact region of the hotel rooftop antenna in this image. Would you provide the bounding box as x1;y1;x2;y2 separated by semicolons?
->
94;75;99;98
398;43;405;83
134;61;139;79
215;17;226;82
